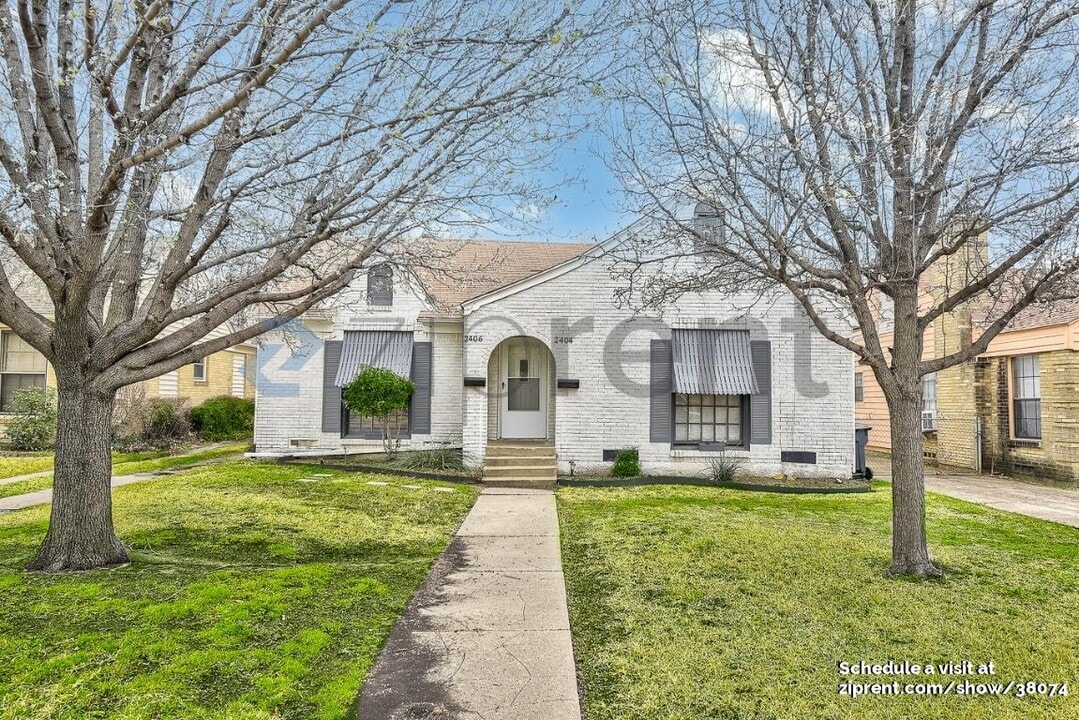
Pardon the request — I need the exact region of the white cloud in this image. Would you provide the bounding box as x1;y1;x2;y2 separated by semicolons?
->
701;29;785;121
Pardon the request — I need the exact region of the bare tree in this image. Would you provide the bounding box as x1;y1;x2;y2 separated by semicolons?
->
607;0;1079;576
0;0;612;571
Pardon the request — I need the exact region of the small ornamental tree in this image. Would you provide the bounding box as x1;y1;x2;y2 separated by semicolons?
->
341;368;415;458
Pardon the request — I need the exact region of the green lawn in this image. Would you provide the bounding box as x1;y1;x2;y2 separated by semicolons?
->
558;482;1079;720
0;444;249;500
0;460;477;719
0;453;54;480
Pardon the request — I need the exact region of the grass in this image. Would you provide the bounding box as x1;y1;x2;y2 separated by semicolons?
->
111;442;249;475
0;460;477;719
558;481;1079;720
0;477;54;500
0;443;249;500
0;453;54;480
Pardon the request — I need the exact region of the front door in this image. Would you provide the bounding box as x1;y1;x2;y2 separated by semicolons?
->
500;338;547;439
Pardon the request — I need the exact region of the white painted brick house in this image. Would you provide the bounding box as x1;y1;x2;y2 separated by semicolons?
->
254;228;856;479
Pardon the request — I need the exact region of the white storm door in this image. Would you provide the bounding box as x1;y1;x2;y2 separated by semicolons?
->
500;339;547;439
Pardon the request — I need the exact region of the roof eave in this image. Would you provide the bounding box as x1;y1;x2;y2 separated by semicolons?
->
459;223;645;314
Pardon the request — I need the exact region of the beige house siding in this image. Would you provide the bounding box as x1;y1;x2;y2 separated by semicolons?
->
854;327;935;452
0;322;255;442
173;348;256;405
856;314;1079;480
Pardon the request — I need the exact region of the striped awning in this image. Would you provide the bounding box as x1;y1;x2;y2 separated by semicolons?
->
334;331;414;386
671;329;759;395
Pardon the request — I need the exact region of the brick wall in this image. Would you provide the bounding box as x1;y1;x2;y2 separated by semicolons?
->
929;306;980;470
977;351;1079;481
256;256;857;477
462;256;855;478
254;268;464;453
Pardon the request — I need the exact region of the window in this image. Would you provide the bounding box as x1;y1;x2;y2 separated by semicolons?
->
854;373;864;403
1012;355;1041;440
367;264;393;306
345;406;410;439
192;358;207;382
674;393;743;445
0;331;47;412
692;202;725;252
921;372;937;431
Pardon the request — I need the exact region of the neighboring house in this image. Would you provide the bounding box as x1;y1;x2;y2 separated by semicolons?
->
0;258;257;429
855;243;1079;481
131;342;257;406
254;228;856;480
0;319;256;437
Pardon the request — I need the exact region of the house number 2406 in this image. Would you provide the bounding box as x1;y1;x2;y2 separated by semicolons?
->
464;335;484;343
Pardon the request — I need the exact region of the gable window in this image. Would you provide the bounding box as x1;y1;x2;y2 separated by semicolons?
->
0;331;47;412
692;202;725;253
674;393;744;445
192;358;207;382
1011;355;1041;440
921;372;937;431
367;264;393;306
854;372;864;403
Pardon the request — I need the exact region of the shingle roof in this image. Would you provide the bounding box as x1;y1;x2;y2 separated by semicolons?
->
410;240;595;317
972;298;1079;332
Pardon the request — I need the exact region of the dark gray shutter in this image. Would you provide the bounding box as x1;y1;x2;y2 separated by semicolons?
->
649;339;673;443
322;340;343;434
410;341;432;434
750;340;772;444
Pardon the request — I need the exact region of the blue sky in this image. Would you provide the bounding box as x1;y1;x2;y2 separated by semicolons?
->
526;130;629;243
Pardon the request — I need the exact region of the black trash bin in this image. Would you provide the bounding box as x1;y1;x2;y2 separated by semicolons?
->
854;426;873;480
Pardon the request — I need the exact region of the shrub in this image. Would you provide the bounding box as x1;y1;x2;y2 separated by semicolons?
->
112;389;191;450
341;367;414;457
190;396;255;441
610;448;641;477
707;452;744;484
4;386;57;451
145;399;192;445
393;448;468;472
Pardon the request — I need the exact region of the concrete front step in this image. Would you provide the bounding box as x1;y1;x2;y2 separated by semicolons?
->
483;464;558;479
484;454;558;468
481;476;557;489
485;443;556;458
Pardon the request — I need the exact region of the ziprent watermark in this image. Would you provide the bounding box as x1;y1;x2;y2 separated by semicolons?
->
256;311;835;400
837;659;1069;700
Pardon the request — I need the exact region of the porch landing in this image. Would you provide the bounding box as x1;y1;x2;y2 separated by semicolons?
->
481;441;557;490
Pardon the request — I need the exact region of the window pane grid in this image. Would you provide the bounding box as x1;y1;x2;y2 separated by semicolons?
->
0;332;48;412
348;406;409;437
673;393;742;446
1012;355;1041;440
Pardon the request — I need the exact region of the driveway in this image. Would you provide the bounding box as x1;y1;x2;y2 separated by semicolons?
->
918;473;1079;529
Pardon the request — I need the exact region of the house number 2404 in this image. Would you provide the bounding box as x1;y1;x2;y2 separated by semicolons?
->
553;336;574;344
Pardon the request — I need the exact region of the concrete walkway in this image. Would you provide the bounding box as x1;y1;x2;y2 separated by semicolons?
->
359;487;580;720
921;473;1079;529
0;469;52;486
0;472;162;512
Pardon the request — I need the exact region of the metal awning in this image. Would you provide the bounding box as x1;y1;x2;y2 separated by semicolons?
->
334;331;414;386
671;329;759;395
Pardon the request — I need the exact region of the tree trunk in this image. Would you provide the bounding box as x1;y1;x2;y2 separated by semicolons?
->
887;391;943;578
28;383;129;572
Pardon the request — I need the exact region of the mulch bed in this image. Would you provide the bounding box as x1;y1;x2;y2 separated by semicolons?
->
558;475;872;494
